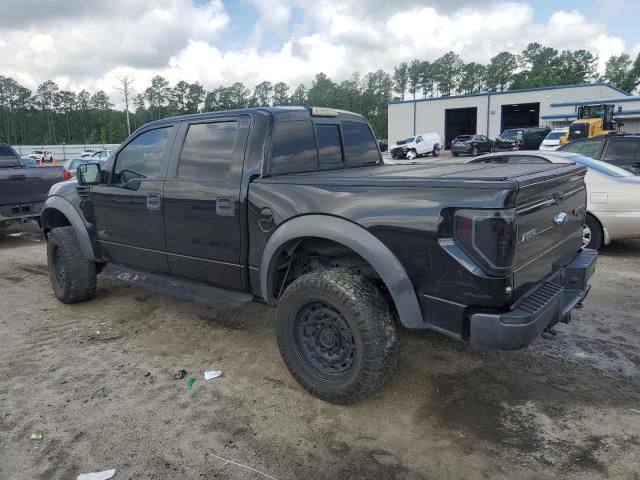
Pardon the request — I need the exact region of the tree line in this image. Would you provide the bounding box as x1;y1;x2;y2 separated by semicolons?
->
1;42;639;145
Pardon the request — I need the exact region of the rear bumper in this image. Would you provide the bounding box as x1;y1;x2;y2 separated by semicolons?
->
469;248;597;350
451;145;472;153
0;202;43;224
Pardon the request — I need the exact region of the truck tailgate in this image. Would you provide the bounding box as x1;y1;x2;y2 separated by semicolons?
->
0;166;64;206
512;167;587;297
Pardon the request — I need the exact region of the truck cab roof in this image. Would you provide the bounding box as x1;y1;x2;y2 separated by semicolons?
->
141;106;368;131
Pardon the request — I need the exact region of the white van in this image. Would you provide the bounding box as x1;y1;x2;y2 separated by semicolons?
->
389;133;441;159
539;128;569;151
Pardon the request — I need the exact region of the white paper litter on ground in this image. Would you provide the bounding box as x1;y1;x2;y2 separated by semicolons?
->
204;370;223;380
77;469;116;480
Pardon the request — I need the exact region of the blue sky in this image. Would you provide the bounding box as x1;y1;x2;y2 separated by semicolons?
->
0;0;638;98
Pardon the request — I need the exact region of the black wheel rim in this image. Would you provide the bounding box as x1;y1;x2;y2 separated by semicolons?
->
293;301;356;381
51;244;65;289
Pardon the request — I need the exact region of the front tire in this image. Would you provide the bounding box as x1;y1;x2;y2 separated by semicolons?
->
47;226;96;303
406;149;417;160
452;152;459;157
583;214;603;250
471;146;479;156
276;268;399;404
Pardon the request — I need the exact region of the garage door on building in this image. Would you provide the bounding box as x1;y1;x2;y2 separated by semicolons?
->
501;103;540;132
445;107;477;148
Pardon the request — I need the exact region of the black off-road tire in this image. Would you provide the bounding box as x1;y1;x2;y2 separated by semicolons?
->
276;268;399;404
47;226;96;303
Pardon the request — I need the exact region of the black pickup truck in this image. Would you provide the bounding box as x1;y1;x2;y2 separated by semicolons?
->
0;143;64;227
40;107;596;403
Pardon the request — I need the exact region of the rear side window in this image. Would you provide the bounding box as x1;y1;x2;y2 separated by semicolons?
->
316;124;343;169
604;138;640;161
270;120;318;175
178;121;238;179
342;121;380;166
0;145;20;167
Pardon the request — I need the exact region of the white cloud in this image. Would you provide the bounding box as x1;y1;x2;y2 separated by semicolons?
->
0;0;635;106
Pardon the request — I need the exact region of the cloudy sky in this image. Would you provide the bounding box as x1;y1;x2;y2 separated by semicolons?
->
0;0;638;101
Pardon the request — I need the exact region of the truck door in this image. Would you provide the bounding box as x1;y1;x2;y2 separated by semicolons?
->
162;115;250;290
91;125;175;273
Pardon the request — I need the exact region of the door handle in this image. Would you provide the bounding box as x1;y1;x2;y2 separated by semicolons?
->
216;197;235;216
146;193;161;210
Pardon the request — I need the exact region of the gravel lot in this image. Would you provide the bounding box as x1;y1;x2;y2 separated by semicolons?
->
1;222;639;480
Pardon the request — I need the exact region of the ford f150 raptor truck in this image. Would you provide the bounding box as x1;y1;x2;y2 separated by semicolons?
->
0;143;64;227
40;107;596;404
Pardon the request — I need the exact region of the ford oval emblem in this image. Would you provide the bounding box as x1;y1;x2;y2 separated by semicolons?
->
554;211;569;226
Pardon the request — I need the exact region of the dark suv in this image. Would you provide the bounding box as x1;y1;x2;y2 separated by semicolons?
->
494;127;550;151
557;134;640;174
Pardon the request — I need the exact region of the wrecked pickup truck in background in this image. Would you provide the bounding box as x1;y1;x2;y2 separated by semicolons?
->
0;143;64;227
40;106;596;404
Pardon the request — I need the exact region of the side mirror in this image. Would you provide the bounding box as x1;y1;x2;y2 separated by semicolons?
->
77;163;101;185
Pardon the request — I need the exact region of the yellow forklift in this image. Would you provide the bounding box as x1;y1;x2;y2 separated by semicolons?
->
559;103;621;144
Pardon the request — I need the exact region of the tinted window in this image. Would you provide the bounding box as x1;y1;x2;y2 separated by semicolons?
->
270;120;318;175
559;139;603;159
316;124;343;169
604;138;640;161
178;121;238;179
342;121;380;166
0;145;20;167
113;127;171;183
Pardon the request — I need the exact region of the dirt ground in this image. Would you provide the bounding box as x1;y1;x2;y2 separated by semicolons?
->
0;223;639;480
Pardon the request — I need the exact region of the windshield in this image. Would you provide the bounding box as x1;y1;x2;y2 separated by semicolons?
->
580;105;605;119
397;137;414;145
545;131;566;140
500;130;523;140
570;155;633;177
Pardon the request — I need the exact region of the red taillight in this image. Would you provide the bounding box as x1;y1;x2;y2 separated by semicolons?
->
63;170;72;181
453;209;517;275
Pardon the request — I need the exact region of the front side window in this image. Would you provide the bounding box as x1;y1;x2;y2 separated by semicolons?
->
316;124;343;169
178;121;238;179
342;121;380;167
270;120;318;175
113;127;171;183
559;139;603;159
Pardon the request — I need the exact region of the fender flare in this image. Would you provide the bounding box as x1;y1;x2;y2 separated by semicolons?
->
260;215;424;328
41;196;97;261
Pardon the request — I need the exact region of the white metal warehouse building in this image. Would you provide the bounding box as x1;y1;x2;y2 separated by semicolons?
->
387;83;640;148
